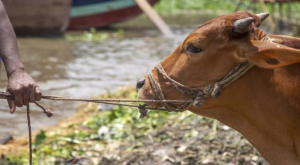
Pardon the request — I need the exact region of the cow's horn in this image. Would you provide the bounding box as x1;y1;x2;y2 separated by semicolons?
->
233;17;254;34
256;12;269;22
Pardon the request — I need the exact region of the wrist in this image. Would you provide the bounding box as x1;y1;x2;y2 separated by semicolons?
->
7;66;25;77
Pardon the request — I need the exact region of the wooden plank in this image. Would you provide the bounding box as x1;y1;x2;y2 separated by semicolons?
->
135;0;173;37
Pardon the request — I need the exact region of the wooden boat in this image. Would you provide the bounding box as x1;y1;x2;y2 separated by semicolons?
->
68;0;159;30
2;0;71;36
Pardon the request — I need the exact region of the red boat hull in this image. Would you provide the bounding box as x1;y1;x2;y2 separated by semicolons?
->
68;0;159;30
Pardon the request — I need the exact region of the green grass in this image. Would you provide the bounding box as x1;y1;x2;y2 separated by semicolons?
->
154;0;300;16
154;0;236;12
3;87;206;165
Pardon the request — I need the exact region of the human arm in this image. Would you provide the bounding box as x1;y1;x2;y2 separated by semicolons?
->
0;0;42;113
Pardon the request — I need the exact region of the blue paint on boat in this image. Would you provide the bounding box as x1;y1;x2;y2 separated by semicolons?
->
72;0;116;7
71;0;138;17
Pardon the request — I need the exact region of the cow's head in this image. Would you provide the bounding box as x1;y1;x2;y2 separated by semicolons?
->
136;12;300;109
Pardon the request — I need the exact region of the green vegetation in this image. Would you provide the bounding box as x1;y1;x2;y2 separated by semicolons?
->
154;0;236;12
3;87;202;164
65;28;124;42
2;87;265;165
154;0;300;36
154;0;300;16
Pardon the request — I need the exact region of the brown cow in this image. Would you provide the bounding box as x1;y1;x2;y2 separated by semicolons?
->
136;12;300;164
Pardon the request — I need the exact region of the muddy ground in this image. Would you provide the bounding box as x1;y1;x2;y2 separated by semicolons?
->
0;87;269;165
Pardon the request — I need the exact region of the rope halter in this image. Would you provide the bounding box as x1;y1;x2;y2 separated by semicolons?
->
148;61;254;112
147;35;277;112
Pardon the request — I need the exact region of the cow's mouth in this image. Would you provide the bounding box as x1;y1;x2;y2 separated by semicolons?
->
137;76;161;107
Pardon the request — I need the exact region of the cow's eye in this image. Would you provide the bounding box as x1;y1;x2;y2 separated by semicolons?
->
186;44;202;53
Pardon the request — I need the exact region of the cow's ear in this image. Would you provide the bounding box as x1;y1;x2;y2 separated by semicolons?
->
243;40;300;68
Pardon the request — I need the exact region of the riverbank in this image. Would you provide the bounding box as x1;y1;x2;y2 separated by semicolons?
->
0;87;268;165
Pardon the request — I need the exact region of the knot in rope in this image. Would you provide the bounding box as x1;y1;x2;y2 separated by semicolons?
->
193;91;206;107
211;83;222;98
150;61;254;111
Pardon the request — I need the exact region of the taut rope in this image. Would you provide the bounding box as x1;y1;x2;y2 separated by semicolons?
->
0;91;196;114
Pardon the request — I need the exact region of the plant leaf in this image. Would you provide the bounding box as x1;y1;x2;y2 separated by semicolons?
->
35;130;47;147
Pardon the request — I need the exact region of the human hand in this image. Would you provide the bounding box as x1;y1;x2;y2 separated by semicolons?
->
6;70;42;113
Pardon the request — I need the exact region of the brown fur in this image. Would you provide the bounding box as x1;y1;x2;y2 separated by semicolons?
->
138;12;300;164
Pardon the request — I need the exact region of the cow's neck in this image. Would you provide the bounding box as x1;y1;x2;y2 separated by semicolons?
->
190;63;300;164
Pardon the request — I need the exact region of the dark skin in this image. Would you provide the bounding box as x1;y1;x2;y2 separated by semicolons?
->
0;0;42;113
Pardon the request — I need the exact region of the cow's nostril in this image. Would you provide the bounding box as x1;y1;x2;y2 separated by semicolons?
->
136;78;145;93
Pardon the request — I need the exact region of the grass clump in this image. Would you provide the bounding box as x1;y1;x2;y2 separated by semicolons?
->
65;28;124;42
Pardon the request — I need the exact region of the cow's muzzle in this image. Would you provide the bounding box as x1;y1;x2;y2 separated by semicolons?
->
136;78;145;93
